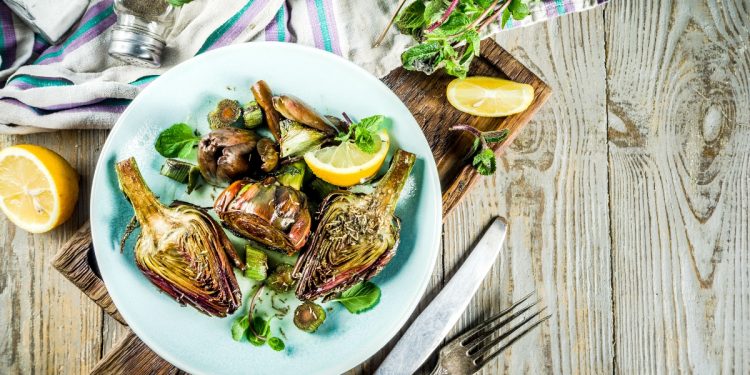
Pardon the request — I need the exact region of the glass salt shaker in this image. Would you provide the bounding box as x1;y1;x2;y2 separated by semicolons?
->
108;0;179;67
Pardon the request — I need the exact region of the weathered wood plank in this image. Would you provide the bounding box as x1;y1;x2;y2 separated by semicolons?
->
606;0;750;373
442;7;613;375
0;130;109;374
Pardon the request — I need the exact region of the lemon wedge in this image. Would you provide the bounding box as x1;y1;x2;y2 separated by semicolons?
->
0;145;79;233
447;76;535;117
304;130;390;187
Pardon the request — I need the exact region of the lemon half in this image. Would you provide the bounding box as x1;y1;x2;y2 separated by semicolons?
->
0;145;79;233
447;76;535;117
304;130;390;187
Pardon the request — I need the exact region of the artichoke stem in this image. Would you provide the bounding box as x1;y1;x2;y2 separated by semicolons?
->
115;158;166;227
371;150;416;216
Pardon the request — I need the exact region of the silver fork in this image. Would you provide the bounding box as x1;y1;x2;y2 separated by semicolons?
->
430;292;551;375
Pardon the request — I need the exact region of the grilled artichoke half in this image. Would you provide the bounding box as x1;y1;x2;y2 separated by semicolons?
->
115;158;244;317
214;178;312;255
294;150;416;301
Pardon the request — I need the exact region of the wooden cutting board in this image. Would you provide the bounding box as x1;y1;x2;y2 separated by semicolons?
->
52;39;550;374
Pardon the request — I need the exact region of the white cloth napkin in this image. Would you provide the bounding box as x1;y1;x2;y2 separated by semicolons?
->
0;0;606;134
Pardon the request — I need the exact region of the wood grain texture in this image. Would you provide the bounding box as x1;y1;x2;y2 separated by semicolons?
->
91;330;177;375
51;224;124;325
440;8;613;375
606;0;750;373
0;130;109;374
382;39;552;217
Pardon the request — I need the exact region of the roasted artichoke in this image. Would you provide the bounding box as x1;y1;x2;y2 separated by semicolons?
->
214;178;312;255
197;128;280;185
279;119;329;158
115;157;244;317
294;150;416;301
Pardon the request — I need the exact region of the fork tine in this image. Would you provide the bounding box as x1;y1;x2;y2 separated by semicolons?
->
472;313;551;368
464;301;541;352
457;291;535;345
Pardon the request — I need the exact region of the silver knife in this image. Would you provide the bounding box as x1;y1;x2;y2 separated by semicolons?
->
375;217;507;375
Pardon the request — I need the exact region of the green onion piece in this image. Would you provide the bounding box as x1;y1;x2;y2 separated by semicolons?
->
245;244;268;281
160;159;202;194
160;159;194;183
243;100;263;128
276;160;306;190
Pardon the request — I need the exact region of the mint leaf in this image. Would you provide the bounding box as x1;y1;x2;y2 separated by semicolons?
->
247;315;271;346
401;41;442;73
429;12;470;37
423;0;446;25
508;0;531;20
154;123;200;158
484;129;509;144
396;1;426;36
337;115;384;154
268;337;285;351
231;315;250;341
166;0;194;6
334;282;381;314
473;148;497;176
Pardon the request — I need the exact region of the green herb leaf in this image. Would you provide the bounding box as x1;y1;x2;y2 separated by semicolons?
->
484;129;509;144
165;0;194;6
401;41;442;73
473;148;497;176
508;0;531;20
334;282;381;314
429;12;471;37
396;1;426;36
154;123;201;158
337;115;384;154
247;315;271;346
501;8;512;28
231;315;250;341
423;0;447;25
268;337;285;351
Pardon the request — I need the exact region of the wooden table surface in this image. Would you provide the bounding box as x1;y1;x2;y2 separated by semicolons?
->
2;1;748;373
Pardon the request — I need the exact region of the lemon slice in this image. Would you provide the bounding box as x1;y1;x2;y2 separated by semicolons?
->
447;76;535;117
0;145;79;233
304;130;390;187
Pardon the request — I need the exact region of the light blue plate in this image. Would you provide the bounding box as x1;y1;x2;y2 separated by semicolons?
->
90;42;442;375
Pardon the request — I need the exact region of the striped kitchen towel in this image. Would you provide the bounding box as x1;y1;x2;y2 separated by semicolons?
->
0;0;607;134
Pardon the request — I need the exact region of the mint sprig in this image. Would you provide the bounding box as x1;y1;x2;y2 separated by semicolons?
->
383;0;541;78
335;114;385;154
450;124;509;176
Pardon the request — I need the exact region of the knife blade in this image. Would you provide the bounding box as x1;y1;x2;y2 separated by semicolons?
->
375;217;507;375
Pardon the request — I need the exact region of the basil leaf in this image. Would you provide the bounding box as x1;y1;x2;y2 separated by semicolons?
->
401;41;442;73
154;123;200;158
268;337;285;351
334;282;381;314
231;315;250;341
396;1;426;36
473;148;497;176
